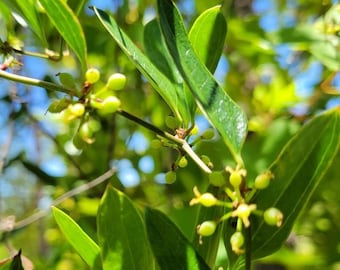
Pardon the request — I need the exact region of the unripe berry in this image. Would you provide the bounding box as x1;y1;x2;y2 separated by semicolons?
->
254;171;273;190
85;68;100;84
264;207;283;227
209;171;225;187
197;221;216;236
199;193;217;207
89;95;104;109
230;232;244;254
229;171;242;188
106;73;126;91
98;96;121;115
201;128;215;140
69;103;85;117
178;156;188;168
165;171;176;184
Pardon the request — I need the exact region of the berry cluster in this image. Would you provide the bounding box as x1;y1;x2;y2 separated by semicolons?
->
48;68;126;148
190;166;283;254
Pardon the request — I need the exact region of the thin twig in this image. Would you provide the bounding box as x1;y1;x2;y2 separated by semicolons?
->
117;109;212;173
0;70;74;95
11;169;115;231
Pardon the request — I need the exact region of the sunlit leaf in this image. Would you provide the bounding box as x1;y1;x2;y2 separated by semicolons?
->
97;186;154;270
145;207;210;270
39;0;87;72
93;7;193;125
250;109;340;258
157;0;247;164
52;207;101;269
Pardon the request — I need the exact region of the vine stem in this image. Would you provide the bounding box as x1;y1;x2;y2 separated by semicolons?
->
117;109;212;174
0;69;74;95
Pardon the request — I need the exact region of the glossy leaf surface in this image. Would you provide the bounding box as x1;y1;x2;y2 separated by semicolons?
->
251;109;340;258
145;207;210;270
93;7;192;124
97;186;153;270
157;0;247;164
52;207;101;269
39;0;87;72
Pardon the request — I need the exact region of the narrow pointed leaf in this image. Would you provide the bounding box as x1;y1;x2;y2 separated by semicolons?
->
97;186;154;270
52;207;102;269
145;207;210;270
39;0;87;72
93;7;192;124
251;109;340;258
144;19;194;124
9;250;23;270
157;0;247;163
188;5;227;73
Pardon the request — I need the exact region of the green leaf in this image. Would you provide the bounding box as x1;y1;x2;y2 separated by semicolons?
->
97;186;154;270
52;207;101;269
157;0;247;164
93;7;193;125
251;109;340;259
145;207;210;270
188;5;227;73
39;0;87;72
9;250;23;270
144;19;194;124
2;0;46;44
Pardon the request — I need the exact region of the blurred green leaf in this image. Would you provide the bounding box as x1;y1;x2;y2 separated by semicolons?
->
2;0;46;44
145;207;210;270
93;7;192;125
157;0;247;164
189;5;227;73
97;186;154;270
52;207;102;269
39;0;87;72
251;109;340;259
144;19;194;125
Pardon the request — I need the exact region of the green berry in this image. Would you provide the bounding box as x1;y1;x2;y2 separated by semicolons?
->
201;129;215;140
198;221;216;236
230;232;244;253
165;171;176;184
200;193;217;207
209;171;225;187
178;156;188;168
254;171;272;190
264;208;283;227
98;96;121;115
85;68;100;83
229;171;243;188
59;72;75;88
90;95;104;109
69;103;85;117
106;73;126;91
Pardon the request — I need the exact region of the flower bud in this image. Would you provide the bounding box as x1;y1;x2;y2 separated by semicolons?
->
199;193;217;207
229;171;242;188
254;171;273;190
230;232;244;254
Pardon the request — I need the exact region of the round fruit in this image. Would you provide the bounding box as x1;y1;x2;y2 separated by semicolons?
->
264;207;283;227
200;193;217;207
178;156;188;168
165;171;176;184
98;96;121;115
85;68;100;84
229;171;242;188
106;73;126;91
198;221;216;236
254;171;272;190
230;232;244;251
201;129;215;140
69;103;85;117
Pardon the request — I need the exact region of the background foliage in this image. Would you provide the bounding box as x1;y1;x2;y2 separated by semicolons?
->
0;0;340;269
